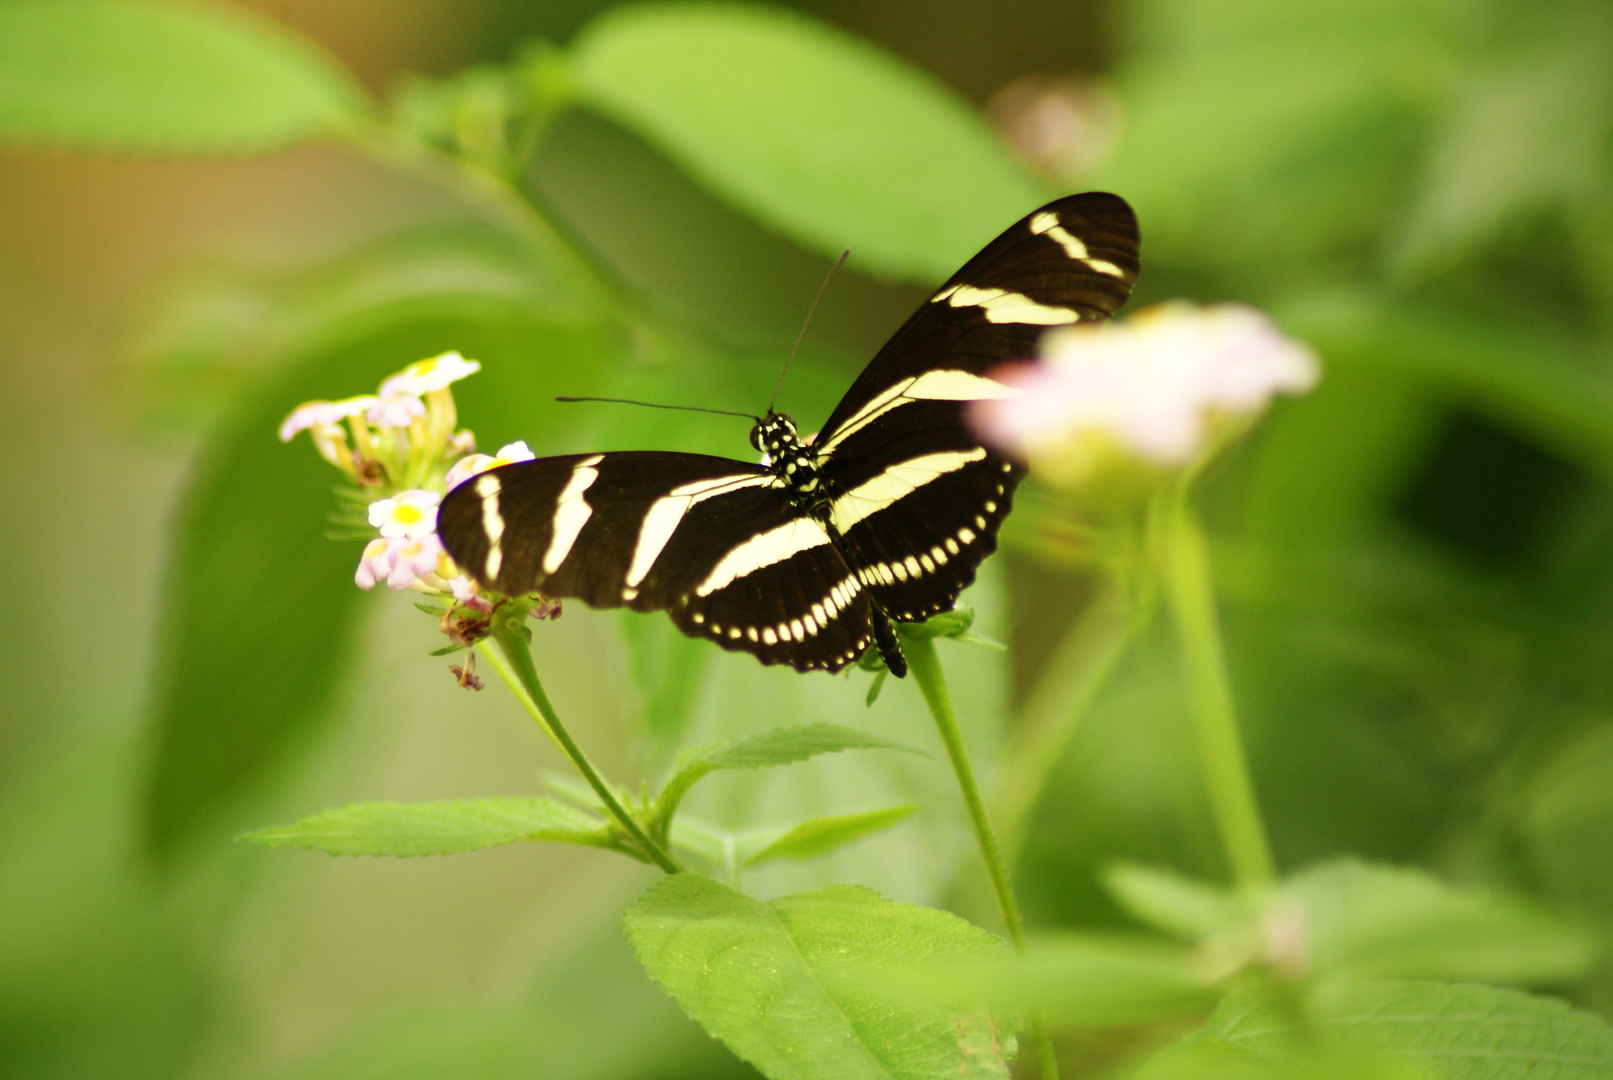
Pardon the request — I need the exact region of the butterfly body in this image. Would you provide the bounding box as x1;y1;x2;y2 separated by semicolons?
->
437;192;1140;676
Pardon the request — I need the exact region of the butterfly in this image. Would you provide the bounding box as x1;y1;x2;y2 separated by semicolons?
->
436;192;1140;677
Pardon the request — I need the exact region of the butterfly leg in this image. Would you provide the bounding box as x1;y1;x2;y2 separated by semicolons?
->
870;605;908;678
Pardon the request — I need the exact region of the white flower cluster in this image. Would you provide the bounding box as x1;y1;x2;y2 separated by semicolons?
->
970;303;1319;486
280;351;536;598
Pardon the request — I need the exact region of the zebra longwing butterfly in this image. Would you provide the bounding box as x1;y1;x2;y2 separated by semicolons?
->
437;192;1140;677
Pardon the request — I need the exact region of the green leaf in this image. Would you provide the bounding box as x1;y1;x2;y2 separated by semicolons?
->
693;722;922;772
891;934;1214;1028
241;796;608;856
1104;863;1245;940
1136;1045;1430;1080
866;669;889;706
568;3;1046;282
624;875;1014;1080
142;300;620;863
743;806;919;866
1281;859;1596;985
0;0;365;155
651;723;922;839
1201;979;1613;1080
898;605;976;641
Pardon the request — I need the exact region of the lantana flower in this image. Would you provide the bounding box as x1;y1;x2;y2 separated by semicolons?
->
970;302;1319;487
284;351;559;679
368;489;441;539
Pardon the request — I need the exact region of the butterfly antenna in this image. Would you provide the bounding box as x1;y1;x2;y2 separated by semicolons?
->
768;248;850;414
554;396;758;421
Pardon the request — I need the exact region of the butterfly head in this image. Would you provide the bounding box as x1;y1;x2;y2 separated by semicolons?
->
750;411;798;456
751;411;820;493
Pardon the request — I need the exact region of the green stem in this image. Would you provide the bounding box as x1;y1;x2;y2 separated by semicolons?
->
1158;486;1275;890
903;634;1059;1080
488;617;683;874
474;639;565;755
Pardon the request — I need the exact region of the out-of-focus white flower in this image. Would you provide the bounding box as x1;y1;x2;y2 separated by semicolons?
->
970;303;1319;486
367;393;427;428
444;440;536;489
379;351;481;398
279;396;378;442
448;429;477;456
368;489;441;539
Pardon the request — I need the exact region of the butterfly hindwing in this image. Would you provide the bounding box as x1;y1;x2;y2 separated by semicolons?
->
437;452;877;671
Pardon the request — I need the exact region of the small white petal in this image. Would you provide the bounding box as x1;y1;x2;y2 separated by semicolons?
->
355;538;395;590
495;440;535;461
378;351;481;398
279;395;377;442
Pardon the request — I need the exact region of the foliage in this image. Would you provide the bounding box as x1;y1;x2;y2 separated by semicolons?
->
4;0;1613;1078
625;876;1015;1079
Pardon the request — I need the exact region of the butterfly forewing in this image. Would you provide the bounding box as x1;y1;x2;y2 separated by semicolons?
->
436;191;1140;675
807;192;1136;629
814;191;1139;444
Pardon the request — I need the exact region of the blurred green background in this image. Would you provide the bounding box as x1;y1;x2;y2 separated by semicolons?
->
3;0;1613;1077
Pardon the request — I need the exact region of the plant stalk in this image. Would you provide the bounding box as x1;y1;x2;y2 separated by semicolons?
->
1159;487;1275;890
903;634;1059;1080
488;619;683;874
